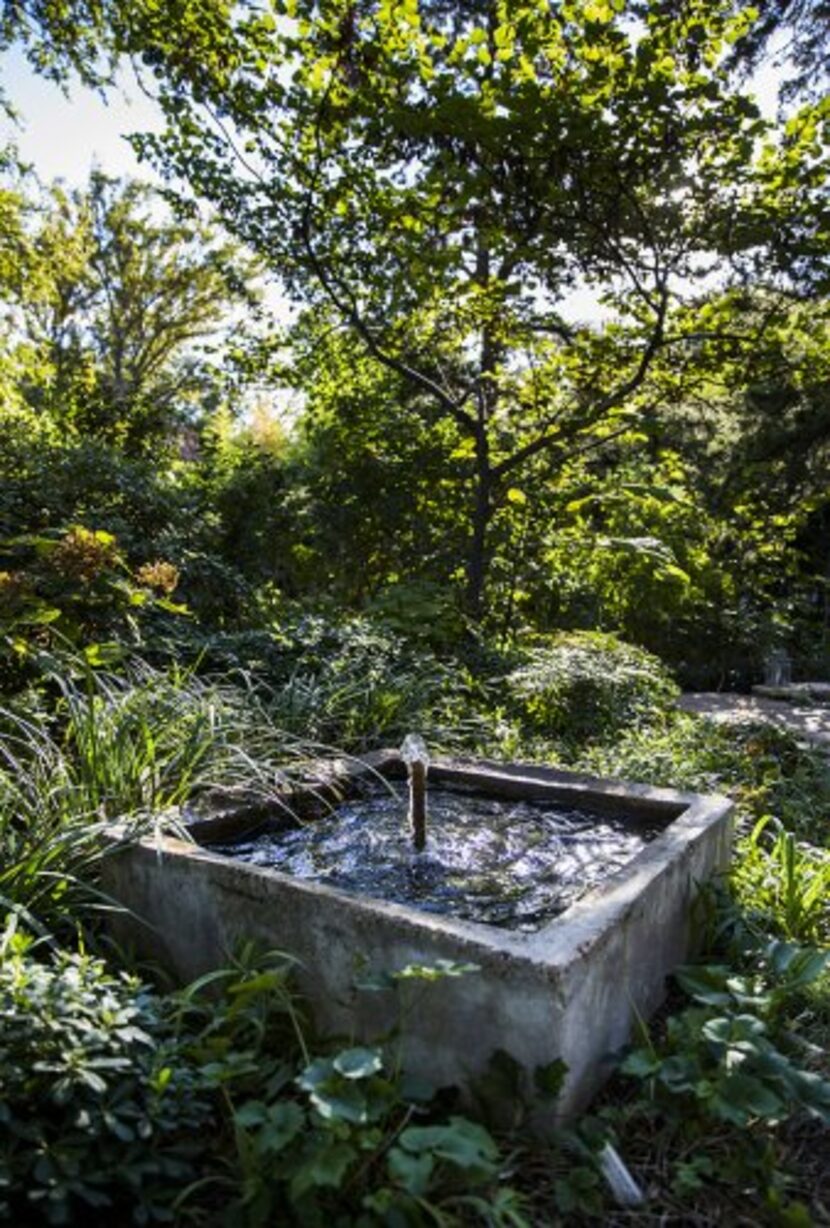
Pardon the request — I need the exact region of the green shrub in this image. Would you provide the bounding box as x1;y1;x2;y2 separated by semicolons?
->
226;1051;520;1227
623;941;830;1128
0;437;182;560
47;661;310;818
0;524;187;689
0;934;526;1228
0;432;257;648
366;578;467;648
506;631;678;742
0;924;213;1226
266;616;462;747
0;693;114;940
617;938;830;1216
578;714;830;846
171;953;526;1228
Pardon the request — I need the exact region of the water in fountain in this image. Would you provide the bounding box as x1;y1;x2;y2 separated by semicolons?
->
213;780;662;931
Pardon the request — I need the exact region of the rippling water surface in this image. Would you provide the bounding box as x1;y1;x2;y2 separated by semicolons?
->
214;785;661;931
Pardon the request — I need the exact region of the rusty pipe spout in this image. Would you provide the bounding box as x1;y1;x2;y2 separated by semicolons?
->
400;733;429;852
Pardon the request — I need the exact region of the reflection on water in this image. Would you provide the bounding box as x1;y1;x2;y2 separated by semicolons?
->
214;785;660;931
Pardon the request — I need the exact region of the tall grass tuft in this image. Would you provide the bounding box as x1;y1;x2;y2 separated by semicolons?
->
0;659;323;939
48;660;317;817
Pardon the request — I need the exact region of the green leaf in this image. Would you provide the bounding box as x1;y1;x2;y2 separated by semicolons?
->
296;1056;335;1094
701;1014;766;1046
290;1141;356;1198
260;1102;305;1152
387;1147;435;1196
535;1058;568;1099
82;641;126;667
620;1049;661;1079
353;969;397;993
768;942;829;991
22;605;62;626
398;1117;499;1177
234;1100;270;1128
333;1047;383;1080
155;598;190;615
675;964;734;1007
717;1073;785;1120
392;959;480;982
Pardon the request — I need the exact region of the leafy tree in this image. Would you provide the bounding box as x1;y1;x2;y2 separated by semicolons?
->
126;0;817;618
285;323;468;607
2;171;257;455
2;0;827;654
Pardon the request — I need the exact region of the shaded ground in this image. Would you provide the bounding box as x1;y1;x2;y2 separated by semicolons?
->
678;692;830;752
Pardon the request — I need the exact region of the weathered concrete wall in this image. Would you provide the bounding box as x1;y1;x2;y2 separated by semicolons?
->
103;759;733;1125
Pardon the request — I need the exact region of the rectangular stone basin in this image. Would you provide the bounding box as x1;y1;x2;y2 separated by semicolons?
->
103;755;733;1123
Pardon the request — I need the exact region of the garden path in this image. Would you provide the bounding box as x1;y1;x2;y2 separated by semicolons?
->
678;693;830;754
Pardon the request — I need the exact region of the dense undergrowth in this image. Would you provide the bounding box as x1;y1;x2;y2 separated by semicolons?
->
1;628;828;1225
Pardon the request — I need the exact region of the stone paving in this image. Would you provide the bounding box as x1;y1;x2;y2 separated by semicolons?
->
678;692;830;753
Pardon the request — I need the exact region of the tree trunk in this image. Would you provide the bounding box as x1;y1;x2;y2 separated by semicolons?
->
465;443;492;621
465;319;497;621
465;216;499;621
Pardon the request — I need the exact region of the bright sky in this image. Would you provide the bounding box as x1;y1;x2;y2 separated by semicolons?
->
0;48;163;183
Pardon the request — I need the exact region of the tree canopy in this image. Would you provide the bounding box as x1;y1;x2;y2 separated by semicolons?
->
114;0;827;613
0;0;828;659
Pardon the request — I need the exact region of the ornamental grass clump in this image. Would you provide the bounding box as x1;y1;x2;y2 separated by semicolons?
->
44;658;326;820
0;661;320;939
0;699;112;939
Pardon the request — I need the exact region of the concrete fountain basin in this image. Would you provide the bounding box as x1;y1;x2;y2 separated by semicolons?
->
103;754;733;1123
